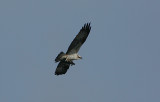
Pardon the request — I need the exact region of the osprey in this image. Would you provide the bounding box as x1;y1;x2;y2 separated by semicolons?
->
55;23;91;75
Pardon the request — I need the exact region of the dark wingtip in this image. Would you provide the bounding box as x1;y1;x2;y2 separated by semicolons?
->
82;22;91;33
55;73;60;75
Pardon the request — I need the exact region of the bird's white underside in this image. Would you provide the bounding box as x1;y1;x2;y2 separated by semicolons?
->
62;53;81;61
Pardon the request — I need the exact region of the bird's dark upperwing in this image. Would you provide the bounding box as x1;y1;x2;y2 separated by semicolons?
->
55;60;70;75
66;23;91;54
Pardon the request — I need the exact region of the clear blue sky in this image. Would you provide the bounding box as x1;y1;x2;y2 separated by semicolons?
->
0;0;160;102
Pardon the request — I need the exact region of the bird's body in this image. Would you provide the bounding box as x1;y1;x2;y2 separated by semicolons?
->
55;23;91;75
59;53;81;61
65;53;82;61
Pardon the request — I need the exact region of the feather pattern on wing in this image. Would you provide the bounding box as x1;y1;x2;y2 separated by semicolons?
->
66;23;91;54
55;60;70;75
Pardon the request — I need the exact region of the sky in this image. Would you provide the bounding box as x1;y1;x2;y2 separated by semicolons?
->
0;0;160;102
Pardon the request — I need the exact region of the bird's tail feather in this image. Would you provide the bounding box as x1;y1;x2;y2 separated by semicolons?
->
55;51;65;62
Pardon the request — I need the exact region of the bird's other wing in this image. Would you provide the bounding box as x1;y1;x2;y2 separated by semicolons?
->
66;23;91;54
55;60;70;75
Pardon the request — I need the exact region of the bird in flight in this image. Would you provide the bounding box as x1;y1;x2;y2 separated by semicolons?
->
55;23;91;75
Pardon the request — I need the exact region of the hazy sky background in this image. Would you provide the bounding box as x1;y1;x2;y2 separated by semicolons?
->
0;0;160;102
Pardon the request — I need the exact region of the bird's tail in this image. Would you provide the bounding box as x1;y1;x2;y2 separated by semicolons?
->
55;51;66;62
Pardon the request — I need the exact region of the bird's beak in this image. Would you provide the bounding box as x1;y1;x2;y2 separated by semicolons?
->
78;55;82;59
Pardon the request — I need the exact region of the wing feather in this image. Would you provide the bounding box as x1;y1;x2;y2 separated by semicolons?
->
55;60;70;75
66;23;91;54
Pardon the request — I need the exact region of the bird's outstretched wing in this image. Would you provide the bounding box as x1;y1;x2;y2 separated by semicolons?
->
66;23;91;54
55;60;70;75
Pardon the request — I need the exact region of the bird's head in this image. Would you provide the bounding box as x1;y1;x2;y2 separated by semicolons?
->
77;55;82;59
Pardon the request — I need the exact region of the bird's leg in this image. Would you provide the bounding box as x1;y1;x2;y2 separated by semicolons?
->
65;56;75;66
67;60;75;66
70;61;75;66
